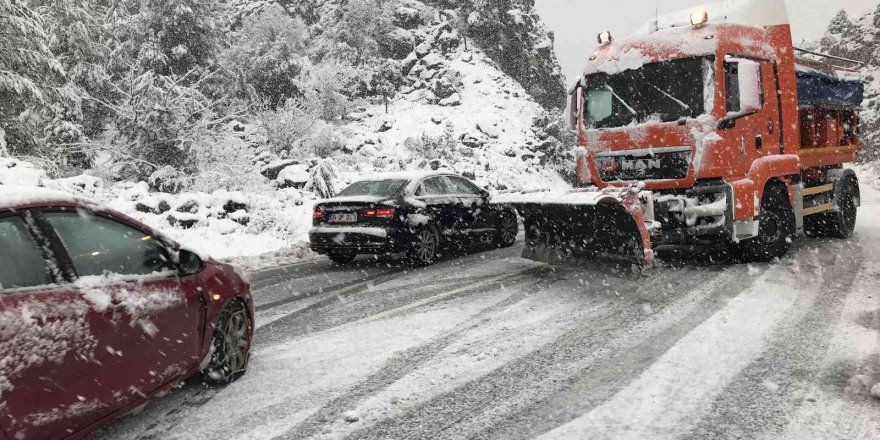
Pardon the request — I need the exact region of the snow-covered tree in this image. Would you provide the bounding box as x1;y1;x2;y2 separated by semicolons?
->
105;0;227;79
331;0;393;65
819;6;880;160
28;0;108;162
0;0;65;156
96;69;220;181
220;3;310;109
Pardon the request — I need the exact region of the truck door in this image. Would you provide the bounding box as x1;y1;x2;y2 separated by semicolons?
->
721;57;783;173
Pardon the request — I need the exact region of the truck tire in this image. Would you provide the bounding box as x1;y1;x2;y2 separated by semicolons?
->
804;177;858;239
736;185;795;263
407;225;439;266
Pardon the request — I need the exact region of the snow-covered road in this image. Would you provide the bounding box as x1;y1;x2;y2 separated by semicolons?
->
90;182;880;440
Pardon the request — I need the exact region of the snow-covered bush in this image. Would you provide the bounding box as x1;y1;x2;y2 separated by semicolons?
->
305;123;346;159
257;97;321;156
305;157;339;198
404;122;457;161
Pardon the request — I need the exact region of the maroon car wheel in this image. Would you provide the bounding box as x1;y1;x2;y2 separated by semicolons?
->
204;301;252;383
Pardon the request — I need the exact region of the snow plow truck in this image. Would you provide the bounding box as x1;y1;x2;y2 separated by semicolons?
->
497;0;864;268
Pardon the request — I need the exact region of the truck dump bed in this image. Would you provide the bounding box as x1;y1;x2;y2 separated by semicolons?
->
795;58;863;168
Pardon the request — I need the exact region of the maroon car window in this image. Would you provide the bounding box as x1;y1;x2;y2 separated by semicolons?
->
43;212;174;277
0;216;52;290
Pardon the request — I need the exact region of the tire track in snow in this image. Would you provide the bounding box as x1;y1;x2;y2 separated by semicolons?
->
681;239;866;440
258;268;553;440
254;264;542;347
254;247;528;342
475;264;772;440
340;264;758;440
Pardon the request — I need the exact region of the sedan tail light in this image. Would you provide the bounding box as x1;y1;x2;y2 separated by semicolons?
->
359;208;396;219
313;210;326;219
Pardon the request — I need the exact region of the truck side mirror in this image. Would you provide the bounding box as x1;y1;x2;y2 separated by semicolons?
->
567;79;586;131
719;58;763;129
736;59;763;113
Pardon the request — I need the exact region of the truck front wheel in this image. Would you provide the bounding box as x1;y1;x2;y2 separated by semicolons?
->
735;186;795;263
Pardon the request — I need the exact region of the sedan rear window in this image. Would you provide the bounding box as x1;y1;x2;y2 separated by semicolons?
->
0;216;51;290
337;179;407;198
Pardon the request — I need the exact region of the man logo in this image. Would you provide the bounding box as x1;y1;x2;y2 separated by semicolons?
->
620;158;662;174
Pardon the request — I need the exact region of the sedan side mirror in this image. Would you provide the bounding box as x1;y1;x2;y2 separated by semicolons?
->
480;189;491;201
178;249;203;276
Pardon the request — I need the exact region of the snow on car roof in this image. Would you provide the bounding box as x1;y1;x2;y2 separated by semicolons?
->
0;184;85;210
352;170;454;183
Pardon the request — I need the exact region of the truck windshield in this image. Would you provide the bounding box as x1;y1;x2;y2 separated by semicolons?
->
584;58;711;129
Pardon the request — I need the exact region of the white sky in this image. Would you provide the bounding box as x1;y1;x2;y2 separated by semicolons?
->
535;0;877;84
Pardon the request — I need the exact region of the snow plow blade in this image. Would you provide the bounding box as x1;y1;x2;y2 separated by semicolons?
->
493;186;656;269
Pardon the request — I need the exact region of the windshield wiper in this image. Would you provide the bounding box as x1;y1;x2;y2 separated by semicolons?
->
648;82;691;114
604;85;638;119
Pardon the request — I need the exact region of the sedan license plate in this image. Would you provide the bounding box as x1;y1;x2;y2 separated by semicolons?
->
329;212;357;223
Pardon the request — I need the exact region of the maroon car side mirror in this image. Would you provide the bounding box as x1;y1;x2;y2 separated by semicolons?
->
178;249;204;276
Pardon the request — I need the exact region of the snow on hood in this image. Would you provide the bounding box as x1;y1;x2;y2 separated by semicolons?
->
0;184;85;210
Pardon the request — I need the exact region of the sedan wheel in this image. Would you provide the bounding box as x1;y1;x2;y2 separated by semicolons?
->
203;301;252;384
496;214;518;248
408;226;438;266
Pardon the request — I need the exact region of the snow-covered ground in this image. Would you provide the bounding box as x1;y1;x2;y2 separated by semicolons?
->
87;165;880;439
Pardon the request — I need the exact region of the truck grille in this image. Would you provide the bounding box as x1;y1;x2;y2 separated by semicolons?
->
596;147;692;182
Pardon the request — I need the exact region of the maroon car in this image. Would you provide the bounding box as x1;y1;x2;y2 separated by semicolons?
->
0;186;254;440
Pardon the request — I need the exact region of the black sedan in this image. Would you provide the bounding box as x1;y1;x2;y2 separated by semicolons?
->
309;171;518;265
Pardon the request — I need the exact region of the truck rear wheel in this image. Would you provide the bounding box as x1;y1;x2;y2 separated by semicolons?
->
735;186;795;263
804;177;858;239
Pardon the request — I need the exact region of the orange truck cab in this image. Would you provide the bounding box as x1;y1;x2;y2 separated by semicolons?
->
559;0;863;263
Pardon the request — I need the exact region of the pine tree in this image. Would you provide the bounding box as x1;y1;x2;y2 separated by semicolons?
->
0;0;65;156
29;0;108;157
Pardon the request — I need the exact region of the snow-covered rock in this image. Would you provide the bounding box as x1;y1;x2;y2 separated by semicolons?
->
342;410;360;423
